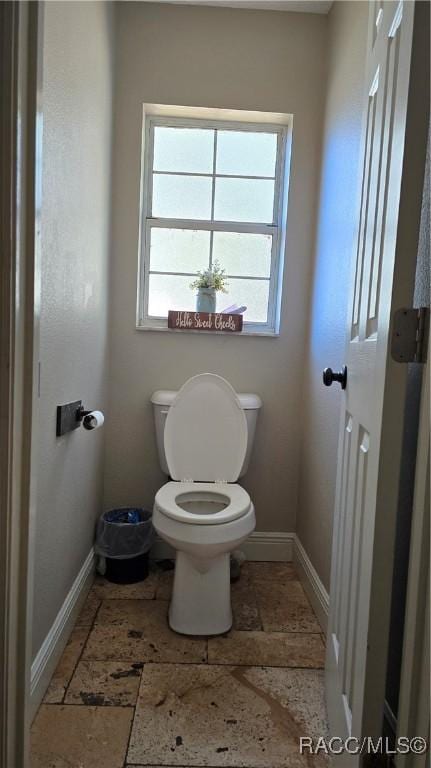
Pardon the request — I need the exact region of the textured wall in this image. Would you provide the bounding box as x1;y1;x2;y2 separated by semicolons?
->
104;2;328;532
32;1;113;658
297;1;368;590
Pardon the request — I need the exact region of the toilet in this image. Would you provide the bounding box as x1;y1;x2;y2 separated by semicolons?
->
151;373;261;635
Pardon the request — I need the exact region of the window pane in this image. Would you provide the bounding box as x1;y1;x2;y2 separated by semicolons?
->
153;127;214;173
212;232;272;277
214;177;274;223
152;174;212;219
148;274;196;317
219;278;270;323
216;131;277;177
150;228;210;273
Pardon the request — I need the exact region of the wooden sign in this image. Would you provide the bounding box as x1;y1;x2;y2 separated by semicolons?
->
168;310;243;333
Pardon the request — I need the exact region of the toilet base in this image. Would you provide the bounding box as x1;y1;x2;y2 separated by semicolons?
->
169;551;232;636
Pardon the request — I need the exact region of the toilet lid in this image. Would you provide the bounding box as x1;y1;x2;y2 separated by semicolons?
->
164;374;248;482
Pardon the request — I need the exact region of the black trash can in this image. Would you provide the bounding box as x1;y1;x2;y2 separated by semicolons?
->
95;508;155;584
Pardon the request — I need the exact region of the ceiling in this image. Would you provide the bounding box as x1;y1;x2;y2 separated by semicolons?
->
138;0;333;14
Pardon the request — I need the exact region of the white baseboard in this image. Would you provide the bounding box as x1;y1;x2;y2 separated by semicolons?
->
150;531;295;563
30;548;95;721
241;531;295;561
294;536;329;632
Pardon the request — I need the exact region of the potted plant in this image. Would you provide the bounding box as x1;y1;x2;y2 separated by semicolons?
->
190;261;228;313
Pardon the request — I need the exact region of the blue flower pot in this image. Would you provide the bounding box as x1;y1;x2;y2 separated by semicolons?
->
196;288;216;313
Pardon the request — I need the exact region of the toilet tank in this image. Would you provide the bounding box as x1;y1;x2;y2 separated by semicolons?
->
151;389;262;478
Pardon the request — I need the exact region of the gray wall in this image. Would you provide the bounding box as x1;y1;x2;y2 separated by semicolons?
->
32;1;114;658
297;1;368;590
104;2;328;532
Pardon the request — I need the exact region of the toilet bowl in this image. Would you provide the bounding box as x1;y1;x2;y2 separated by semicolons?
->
152;374;259;636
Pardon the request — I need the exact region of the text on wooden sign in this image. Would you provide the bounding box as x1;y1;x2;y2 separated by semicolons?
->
168;311;243;333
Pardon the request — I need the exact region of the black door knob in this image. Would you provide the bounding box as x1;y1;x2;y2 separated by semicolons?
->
323;365;347;389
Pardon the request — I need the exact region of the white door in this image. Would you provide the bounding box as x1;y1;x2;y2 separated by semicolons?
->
326;0;428;751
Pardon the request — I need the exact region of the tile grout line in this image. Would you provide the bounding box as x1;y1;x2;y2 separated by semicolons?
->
87;625;324;635
52;659;324;672
57;660;325;673
69;659;324;669
122;701;138;768
43;701;139;708
59;585;102;704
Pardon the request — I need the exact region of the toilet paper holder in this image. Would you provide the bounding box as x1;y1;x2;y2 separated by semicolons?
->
56;400;103;436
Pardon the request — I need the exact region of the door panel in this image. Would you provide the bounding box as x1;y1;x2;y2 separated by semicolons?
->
366;18;402;334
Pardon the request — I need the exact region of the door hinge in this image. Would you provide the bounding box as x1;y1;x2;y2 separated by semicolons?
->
391;307;429;363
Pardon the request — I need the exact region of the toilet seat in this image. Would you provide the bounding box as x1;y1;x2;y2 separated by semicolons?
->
164;373;248;483
155;481;251;525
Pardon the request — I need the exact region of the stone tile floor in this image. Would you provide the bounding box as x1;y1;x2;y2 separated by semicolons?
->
31;561;328;768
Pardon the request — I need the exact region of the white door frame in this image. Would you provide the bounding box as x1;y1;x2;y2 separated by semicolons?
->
0;2;42;767
396;355;430;765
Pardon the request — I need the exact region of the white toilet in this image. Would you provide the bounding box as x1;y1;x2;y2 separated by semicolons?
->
151;373;261;636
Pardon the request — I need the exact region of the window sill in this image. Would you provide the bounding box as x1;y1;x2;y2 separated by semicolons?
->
135;323;280;338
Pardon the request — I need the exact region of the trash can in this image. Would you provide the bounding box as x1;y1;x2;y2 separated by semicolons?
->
95;508;155;584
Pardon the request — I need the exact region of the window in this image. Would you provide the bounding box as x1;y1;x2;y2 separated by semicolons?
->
138;114;290;334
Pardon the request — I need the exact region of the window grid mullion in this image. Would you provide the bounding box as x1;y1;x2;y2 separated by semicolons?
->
209;130;218;268
209;231;214;269
149;269;270;281
152;170;276;181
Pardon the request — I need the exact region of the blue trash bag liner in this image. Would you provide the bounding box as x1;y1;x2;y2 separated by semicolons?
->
95;507;155;560
104;508;144;524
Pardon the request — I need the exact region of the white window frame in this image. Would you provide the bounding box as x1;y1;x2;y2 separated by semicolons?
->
137;113;291;336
